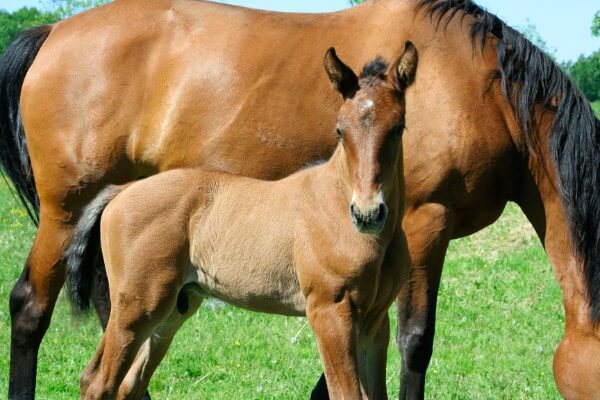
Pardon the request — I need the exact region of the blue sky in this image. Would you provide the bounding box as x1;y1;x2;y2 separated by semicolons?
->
1;0;598;62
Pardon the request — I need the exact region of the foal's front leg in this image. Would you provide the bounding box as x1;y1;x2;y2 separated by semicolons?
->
358;313;390;400
307;293;362;399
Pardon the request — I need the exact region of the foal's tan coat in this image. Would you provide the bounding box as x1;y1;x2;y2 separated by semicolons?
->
80;46;417;399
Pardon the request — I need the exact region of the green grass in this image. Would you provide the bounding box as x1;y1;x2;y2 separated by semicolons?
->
593;101;600;118
0;179;562;398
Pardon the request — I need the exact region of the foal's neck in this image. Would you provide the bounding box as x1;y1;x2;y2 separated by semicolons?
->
314;143;352;198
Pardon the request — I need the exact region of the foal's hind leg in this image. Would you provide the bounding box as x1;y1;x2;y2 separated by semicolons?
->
89;257;153;400
119;287;205;399
396;204;453;400
83;283;179;399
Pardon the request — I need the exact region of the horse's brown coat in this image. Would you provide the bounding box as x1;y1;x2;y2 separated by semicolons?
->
7;0;599;398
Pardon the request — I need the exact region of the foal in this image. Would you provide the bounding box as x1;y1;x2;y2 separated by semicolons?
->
71;43;418;399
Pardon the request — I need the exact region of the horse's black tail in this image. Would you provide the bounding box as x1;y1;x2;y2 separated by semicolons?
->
65;185;123;314
0;25;53;226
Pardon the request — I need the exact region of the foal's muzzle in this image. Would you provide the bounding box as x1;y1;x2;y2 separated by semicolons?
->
350;201;388;234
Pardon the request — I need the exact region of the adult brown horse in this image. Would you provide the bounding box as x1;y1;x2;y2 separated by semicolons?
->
0;0;598;399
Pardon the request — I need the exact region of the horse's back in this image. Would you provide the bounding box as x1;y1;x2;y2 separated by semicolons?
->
21;0;518;228
20;0;349;211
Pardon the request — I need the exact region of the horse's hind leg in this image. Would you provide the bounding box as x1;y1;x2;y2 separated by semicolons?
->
119;287;205;399
8;216;73;399
396;204;452;400
309;374;329;400
91;256;111;330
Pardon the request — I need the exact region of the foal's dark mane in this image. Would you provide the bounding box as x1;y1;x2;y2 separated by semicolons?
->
360;58;388;79
416;0;600;322
358;57;390;89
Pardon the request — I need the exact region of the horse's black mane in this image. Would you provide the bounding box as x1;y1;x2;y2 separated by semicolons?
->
416;0;600;322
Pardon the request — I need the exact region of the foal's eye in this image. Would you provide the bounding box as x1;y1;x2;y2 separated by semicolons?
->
391;124;405;139
335;127;344;139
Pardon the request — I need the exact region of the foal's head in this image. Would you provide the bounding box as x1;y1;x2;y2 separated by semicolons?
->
324;42;418;234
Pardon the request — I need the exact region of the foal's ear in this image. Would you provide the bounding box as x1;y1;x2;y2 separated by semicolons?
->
324;48;359;99
390;41;418;91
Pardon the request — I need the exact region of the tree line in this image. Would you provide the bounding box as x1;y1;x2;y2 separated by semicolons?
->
1;1;599;103
0;1;107;51
567;12;600;102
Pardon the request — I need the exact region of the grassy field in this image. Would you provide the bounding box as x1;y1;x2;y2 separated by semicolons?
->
593;101;600;118
0;179;563;399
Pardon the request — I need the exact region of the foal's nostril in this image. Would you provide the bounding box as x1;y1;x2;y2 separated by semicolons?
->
350;201;387;233
375;202;388;223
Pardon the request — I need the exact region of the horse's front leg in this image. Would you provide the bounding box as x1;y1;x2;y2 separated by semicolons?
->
397;203;453;400
307;292;362;400
518;189;600;399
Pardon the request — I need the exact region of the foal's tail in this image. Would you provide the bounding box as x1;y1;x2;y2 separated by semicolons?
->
0;25;53;226
65;185;124;314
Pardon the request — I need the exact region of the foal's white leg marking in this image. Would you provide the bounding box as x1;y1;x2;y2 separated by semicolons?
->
119;330;179;397
121;336;155;389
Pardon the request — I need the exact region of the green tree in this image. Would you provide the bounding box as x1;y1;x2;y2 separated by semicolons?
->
0;7;59;53
48;0;109;19
0;1;110;53
520;21;556;58
567;52;600;102
567;11;600;103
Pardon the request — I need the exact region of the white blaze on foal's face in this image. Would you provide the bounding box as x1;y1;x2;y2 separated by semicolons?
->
341;85;404;234
362;98;374;111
